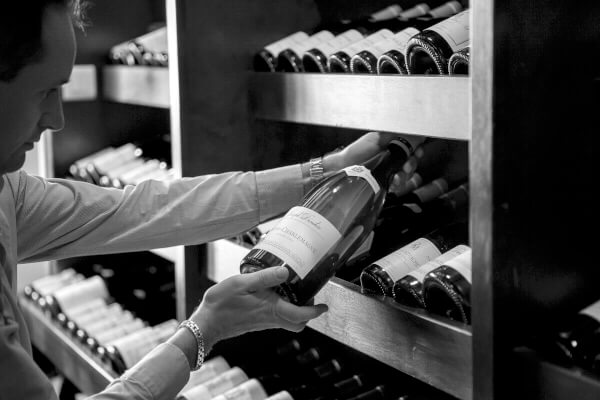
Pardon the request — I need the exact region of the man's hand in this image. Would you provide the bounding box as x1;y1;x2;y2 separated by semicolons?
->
189;266;328;351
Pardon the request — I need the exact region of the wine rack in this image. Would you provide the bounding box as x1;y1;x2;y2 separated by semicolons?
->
248;73;469;140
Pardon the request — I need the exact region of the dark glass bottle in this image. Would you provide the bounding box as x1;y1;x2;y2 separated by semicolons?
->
369;183;469;264
302;29;366;73
393;244;470;308
360;221;468;297
329;1;462;73
350;27;420;74
405;9;470;74
448;45;470;75
240;137;426;305
22;268;78;304
254;32;311;72
423;249;472;323
547;299;600;370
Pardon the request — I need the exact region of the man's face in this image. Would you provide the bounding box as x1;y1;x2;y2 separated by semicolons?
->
0;6;76;174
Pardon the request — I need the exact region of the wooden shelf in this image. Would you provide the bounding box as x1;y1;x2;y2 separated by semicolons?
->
248;73;470;141
62;64;97;102
309;277;472;400
20;297;115;394
103;66;169;108
206;239;472;400
513;348;600;400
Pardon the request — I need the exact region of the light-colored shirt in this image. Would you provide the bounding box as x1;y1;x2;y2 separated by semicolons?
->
0;164;309;400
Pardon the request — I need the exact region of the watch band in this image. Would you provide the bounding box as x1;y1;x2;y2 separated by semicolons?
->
309;156;324;185
178;319;205;371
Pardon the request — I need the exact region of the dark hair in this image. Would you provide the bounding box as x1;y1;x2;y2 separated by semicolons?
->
0;0;90;82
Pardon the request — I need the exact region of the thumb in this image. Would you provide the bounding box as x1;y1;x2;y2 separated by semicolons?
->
243;266;289;291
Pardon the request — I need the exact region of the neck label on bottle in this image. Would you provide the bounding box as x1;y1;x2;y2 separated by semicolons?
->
254;206;342;279
367;27;420;58
265;32;310;56
444;250;472;283
409;245;470;282
377;238;442;282
428;9;470;53
580;299;600;322
343;165;380;194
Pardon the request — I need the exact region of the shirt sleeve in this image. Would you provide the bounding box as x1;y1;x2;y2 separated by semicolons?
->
9;164;308;263
88;342;190;400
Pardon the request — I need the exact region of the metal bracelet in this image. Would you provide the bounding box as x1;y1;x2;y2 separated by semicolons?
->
178;319;205;371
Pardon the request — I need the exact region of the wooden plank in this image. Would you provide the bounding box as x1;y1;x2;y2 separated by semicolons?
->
308;278;473;400
249;73;470;141
20;298;115;395
103;66;169;108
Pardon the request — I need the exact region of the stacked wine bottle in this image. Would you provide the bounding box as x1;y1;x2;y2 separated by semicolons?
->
67;137;175;188
252;1;470;75
108;26;168;67
22;270;178;375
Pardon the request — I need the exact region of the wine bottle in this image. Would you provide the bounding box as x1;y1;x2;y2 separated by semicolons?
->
384;177;449;210
100;319;178;374
85;143;143;184
276;31;337;72
65;302;124;336
56;297;107;329
302;30;365;73
350;27;420;74
208;378;269;400
240;137;425;305
392;244;470;308
68;148;114;181
179;356;232;393
347;385;387;400
114;159;166;187
360;221;468;296
367;183;469;265
43;275;110;319
405;9;470;74
546;298;600;370
422;249;472;323
176;366;250;400
448;45;470;75
87;318;147;355
98;157;146;187
75;308;135;344
329;2;462;73
23;268;77;303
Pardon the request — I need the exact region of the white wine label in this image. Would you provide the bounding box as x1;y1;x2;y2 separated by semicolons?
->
399;3;430;19
377;238;443;281
186;356;231;388
54;275;109;313
288;31;335;54
414;178;449;203
370;4;403;22
444;250;472;284
343;165;380;194
212;379;268;400
63;297;106;320
339;29;394;57
367;28;420;58
204;367;248;397
266;391;294;400
428;9;470;53
428;1;463;19
264;32;309;56
37;274;83;296
580;299;600;322
409;245;471;282
117;329;159;368
95;319;145;344
310;30;364;57
254;207;342;279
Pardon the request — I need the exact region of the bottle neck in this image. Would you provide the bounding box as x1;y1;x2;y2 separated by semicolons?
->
368;140;413;189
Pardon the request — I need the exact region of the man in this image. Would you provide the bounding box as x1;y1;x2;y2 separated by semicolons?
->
0;1;421;399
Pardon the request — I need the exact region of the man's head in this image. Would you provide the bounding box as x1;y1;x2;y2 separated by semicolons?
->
0;1;87;174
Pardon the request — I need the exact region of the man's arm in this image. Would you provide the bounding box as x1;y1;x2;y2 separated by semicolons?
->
8;165;306;263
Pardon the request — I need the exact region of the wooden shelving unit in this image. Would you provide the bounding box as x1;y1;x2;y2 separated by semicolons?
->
21;298;114;394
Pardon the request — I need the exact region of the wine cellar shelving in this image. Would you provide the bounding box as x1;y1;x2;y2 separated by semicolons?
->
22;0;600;399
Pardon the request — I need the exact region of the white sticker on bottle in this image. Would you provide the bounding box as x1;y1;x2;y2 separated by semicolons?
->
580;299;600;323
443;250;472;284
409;245;470;282
310;30;364;57
253;207;342;279
343;165;380;194
339;29;394;57
264;32;310;56
428;9;470;53
367;27;420;58
288;31;335;54
414;178;449;203
377;238;443;282
370;4;403;21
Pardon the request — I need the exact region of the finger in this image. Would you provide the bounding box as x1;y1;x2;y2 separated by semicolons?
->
275;320;307;333
243;266;289;291
402;156;419;174
274;298;328;323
